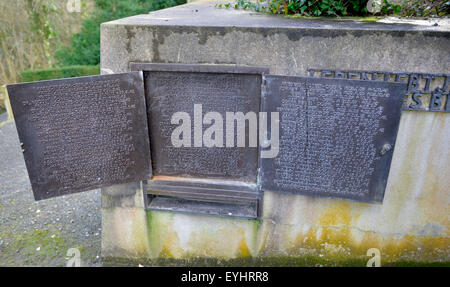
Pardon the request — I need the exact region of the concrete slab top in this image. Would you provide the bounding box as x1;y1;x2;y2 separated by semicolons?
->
103;0;450;33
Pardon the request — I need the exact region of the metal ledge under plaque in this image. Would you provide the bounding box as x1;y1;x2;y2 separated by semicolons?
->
144;177;259;204
147;196;258;219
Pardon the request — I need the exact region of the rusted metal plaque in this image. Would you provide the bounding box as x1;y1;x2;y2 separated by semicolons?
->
308;68;450;112
7;72;151;200
132;63;268;184
260;76;406;202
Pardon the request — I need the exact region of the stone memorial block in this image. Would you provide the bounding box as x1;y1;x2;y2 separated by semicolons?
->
308;68;449;112
260;76;406;202
7;72;151;200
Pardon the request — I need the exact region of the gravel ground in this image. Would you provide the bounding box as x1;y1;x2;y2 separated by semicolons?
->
0;114;102;266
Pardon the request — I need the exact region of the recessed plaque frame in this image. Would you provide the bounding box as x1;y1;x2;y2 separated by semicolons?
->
7;72;151;200
259;75;406;203
131;63;269;216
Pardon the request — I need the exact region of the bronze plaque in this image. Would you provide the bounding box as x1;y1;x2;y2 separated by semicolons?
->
7;72;151;200
260;76;406;202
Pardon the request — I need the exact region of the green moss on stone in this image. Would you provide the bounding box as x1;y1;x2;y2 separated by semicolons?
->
103;255;450;267
284;14;381;21
0;229;68;266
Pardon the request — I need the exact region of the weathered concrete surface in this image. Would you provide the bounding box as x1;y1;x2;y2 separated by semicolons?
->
101;0;449;75
100;1;449;265
101;182;150;259
146;211;260;259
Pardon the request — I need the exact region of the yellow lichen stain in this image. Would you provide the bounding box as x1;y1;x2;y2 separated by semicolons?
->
419;235;449;252
377;235;416;260
290;222;449;263
318;202;354;226
286;196;449;263
238;231;251;258
147;210;263;260
190;226;248;259
159;229;183;258
352;231;380;255
147;211;181;259
288;202;355;256
370;234;450;262
129;209;152;257
159;245;174;258
316;202;359;247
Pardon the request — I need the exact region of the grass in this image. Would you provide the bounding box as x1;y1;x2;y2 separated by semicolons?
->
0;228;100;266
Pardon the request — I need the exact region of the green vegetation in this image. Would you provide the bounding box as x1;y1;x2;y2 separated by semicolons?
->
0;0;186;87
0;230;68;266
20;65;100;82
382;0;450;17
56;0;186;66
218;0;449;17
218;0;370;16
0;228;101;267
103;255;450;267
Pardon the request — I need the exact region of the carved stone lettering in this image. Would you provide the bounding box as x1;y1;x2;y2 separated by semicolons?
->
7;72;151;200
260;76;405;202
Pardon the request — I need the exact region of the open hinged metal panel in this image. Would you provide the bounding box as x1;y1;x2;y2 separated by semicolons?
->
259;75;406;203
6;63;406;219
7;72;151;200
